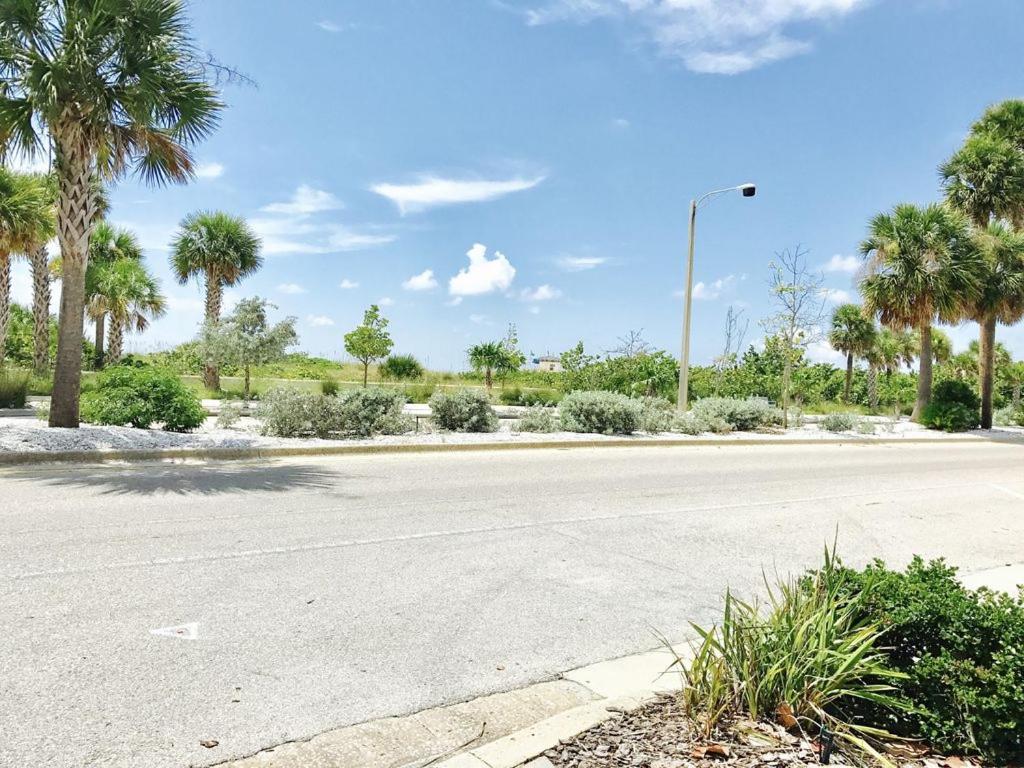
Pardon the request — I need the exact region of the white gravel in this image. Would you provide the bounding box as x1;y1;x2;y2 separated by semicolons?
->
1;412;1020;455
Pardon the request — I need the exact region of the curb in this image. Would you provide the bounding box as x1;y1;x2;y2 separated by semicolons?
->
0;434;996;466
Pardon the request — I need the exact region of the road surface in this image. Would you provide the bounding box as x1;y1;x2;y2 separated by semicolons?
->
1;441;1022;767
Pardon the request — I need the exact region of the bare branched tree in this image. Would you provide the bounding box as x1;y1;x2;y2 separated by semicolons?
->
760;245;826;426
606;328;651;359
713;306;749;394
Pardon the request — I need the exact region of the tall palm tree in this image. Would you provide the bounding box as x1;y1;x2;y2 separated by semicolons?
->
0;1;222;426
828;303;876;403
942;101;1024;428
0;168;53;365
859;204;982;421
170;212;262;390
86;222;143;369
929;328;953;367
468;341;507;392
87;259;165;365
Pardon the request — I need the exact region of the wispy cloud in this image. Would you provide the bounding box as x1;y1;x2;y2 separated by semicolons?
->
449;243;517;297
307;315;335;327
690;274;737;301
519;284;562;302
524;0;872;74
249;217;395;255
823;254;860;274
379;297;395;307
823;287;853;304
339;278;360;290
262;185;344;216
557;255;608;272
277;282;307;295
371;175;545;214
316;20;345;33
195;161;225;180
402;269;439;291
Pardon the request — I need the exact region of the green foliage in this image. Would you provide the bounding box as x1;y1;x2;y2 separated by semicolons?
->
823;557;1024;763
428;389;499;432
993;405;1024;426
320;378;340;396
3;303;94;370
933;379;981;410
216;401;243;429
379;354;424;381
822;411;856;432
690;397;782;432
516;406;560;433
639;396;675;434
345;305;394;384
257;388;313;438
80;366;205;432
921;379;980;432
258;387;411;438
498;387;562;406
672;550;907;758
336;388;411;437
403;382;436;404
560;343;679;399
559;391;643;435
0;367;30;408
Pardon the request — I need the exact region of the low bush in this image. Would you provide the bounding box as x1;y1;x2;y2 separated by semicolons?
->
639;396;675;434
258;388;314;437
403;382;436;403
823;557;1024;763
855;419;875;435
993;405;1020;426
0;368;30;408
921;380;979;432
498;386;523;405
80;366;205;432
670;412;732;435
499;387;561;406
336;388;412;437
690;397;782;432
821;411;856;432
260;387;412;438
216;401;243;429
559;391;642;435
428;390;498;432
320;378;340;396
516;406;560;433
379;353;424;381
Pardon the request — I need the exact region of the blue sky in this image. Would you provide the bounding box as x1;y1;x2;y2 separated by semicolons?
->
13;0;1024;370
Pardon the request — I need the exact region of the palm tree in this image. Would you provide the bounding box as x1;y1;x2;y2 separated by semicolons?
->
1005;361;1024;410
859;203;982;421
929;328;953;367
0;1;222;426
87;222;143;369
0;168;53;365
468;341;507;392
170;212;262;390
828;303;876;403
87;259;166;365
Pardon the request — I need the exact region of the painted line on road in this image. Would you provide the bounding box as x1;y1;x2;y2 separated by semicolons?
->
2;480;991;581
990;483;1024;501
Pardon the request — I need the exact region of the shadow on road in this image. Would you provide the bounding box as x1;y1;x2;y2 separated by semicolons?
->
5;461;350;497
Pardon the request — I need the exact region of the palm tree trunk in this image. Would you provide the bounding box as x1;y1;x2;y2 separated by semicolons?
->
29;245;51;375
911;322;933;423
1014;383;1021;411
362;361;368;388
0;252;10;366
244;365;251;401
106;314;124;366
203;270;222;391
867;363;879;412
844;352;853;403
94;314;106;370
485;366;493;392
50;132;97;428
978;314;997;430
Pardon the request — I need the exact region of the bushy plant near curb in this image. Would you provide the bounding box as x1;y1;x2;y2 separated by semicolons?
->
320;378;340;396
216;401;243;429
0;368;30;408
822;411;856;432
559;391;642;435
690;397;783;432
639;396;674;434
822;557;1024;763
336;388;412;437
428;389;498;432
499;387;562;407
922;380;979;432
516;405;560;433
80;366;205;432
258;388;313;437
260;387;413;438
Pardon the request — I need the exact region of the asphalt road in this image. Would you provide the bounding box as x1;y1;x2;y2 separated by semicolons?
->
2;442;1023;768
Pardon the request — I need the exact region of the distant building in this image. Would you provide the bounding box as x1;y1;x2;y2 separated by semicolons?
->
533;355;563;373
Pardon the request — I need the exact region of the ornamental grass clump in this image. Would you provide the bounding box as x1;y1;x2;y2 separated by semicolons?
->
669;548;908;763
559;391;642;435
0;368;30;408
428;389;498;432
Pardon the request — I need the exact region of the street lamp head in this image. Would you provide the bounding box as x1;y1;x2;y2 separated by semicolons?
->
740;183;756;198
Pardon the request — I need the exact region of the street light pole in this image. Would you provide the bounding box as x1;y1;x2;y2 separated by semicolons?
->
676;183;756;412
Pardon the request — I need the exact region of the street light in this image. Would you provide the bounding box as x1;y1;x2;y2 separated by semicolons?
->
677;183;756;412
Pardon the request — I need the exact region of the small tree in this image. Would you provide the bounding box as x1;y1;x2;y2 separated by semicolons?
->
344;304;393;387
200;297;297;400
828;304;876;403
468;341;507;392
713;307;749;395
761;245;826;426
496;323;526;386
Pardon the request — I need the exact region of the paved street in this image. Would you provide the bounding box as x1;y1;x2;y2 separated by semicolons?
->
2;442;1023;768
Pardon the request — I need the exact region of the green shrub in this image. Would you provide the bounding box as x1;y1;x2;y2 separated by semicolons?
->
379;354;424;381
499;386;561;406
559;391;642;435
258;388;315;437
403;382;436;403
993;405;1020;427
320;378;340;396
336;388;412;437
79;366;205;432
822;411;856;432
690;397;782;432
516;406;560;433
216;401;243;429
671;413;709;435
0;368;30;408
933;379;980;410
855;419;875;435
428;390;498;432
921;402;978;432
822;557;1024;763
498;386;523;405
639;396;675;434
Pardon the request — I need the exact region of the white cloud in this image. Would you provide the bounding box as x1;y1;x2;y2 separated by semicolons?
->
612;117;630;129
6;150;50;174
519;284;562;302
524;0;871;74
691;274;737;300
823;254;860;274
449;243;517;297
249;217;395;256
446;297;463;307
806;338;846;366
379;297;395;307
371;175;545;214
339;278;360;289
307;315;335;327
402;269;439;291
528;306;542;315
823;287;853;304
277;282;307;295
317;20;344;32
262;185;344;216
195;161;225;179
470;314;489;325
558;255;608;272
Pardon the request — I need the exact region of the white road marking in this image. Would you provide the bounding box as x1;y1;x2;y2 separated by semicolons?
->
3;480;997;580
150;622;198;640
990;483;1024;501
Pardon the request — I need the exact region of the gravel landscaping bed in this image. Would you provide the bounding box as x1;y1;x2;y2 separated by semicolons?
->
0;414;1018;455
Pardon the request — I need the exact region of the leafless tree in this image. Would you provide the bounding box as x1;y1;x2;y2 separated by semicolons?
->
713;306;749;394
760;245;826;426
606;329;651;359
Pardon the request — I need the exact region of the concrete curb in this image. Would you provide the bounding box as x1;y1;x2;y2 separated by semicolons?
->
0;434;998;467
